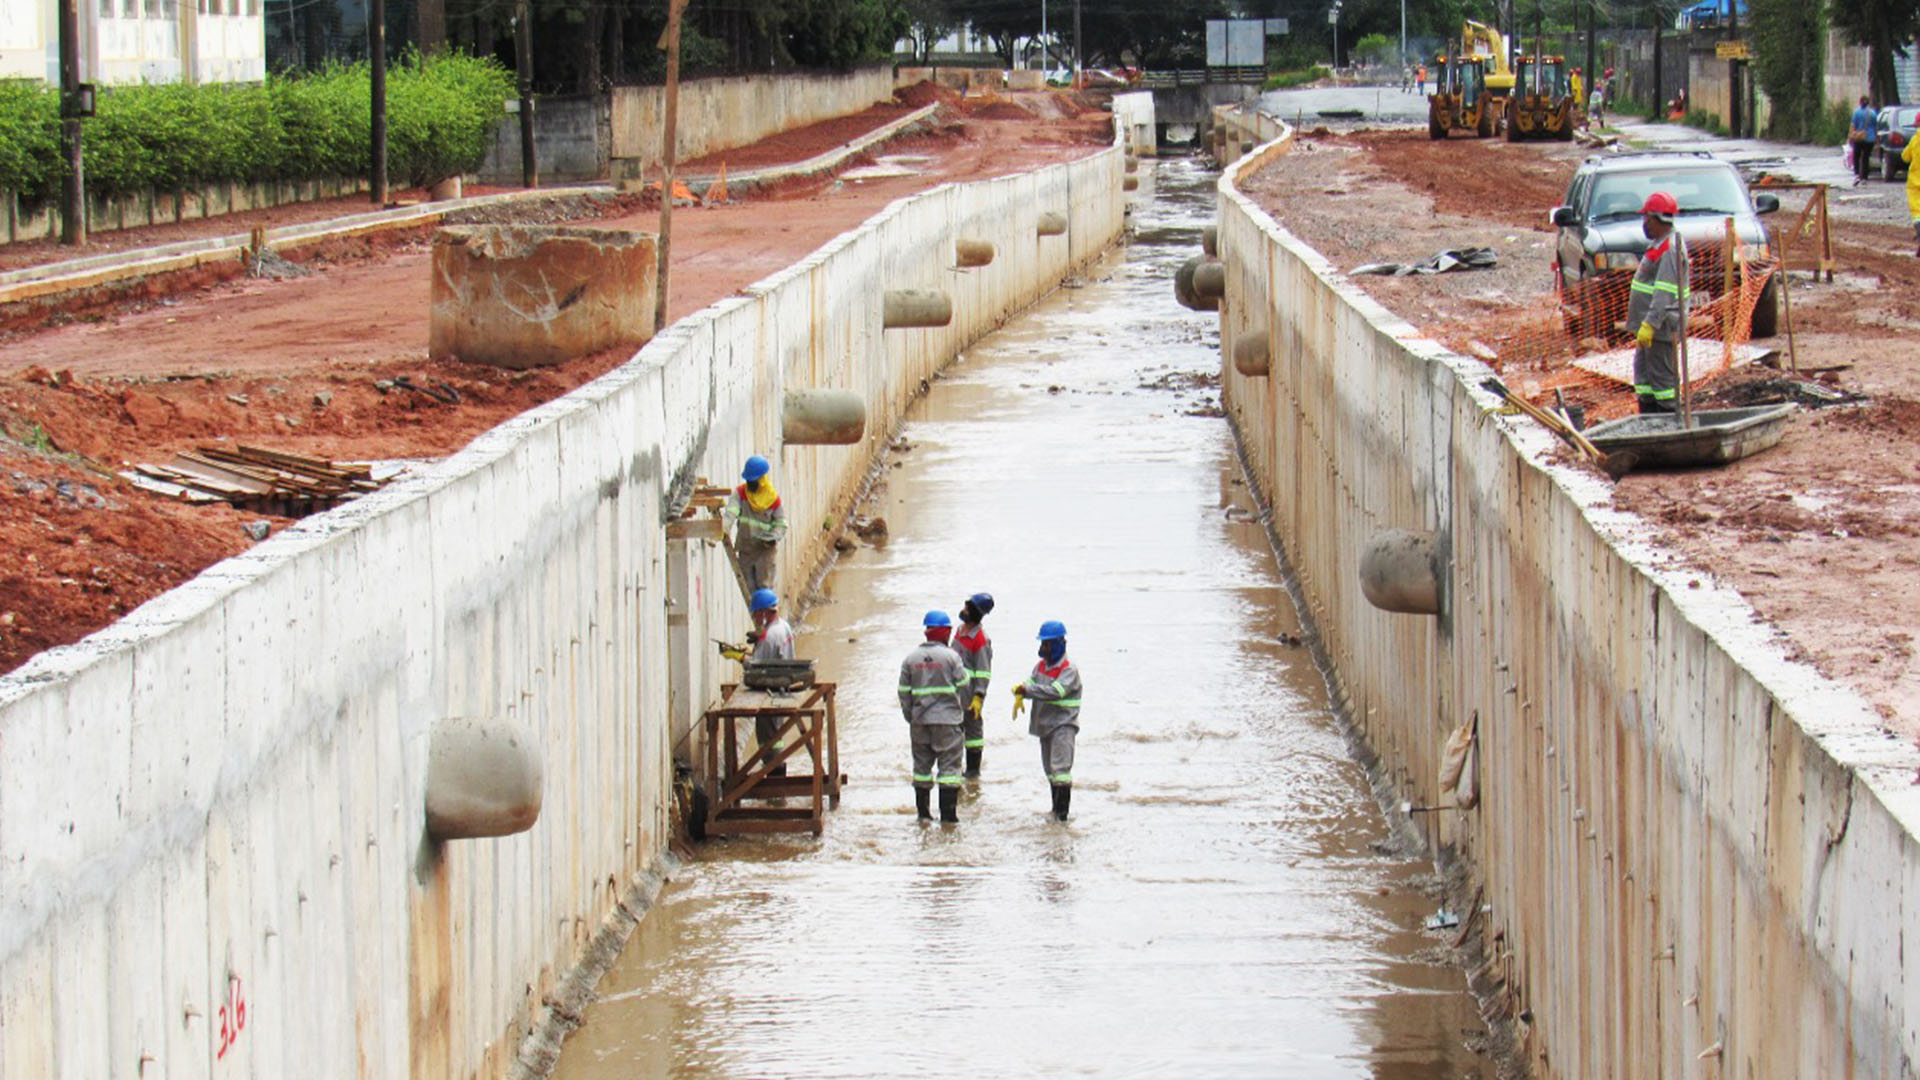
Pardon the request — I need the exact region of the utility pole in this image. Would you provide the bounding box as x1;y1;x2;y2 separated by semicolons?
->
516;0;538;188
369;0;388;204
1585;0;1596;94
654;0;688;331
1040;0;1047;73
1072;0;1081;87
57;0;84;245
1399;0;1406;71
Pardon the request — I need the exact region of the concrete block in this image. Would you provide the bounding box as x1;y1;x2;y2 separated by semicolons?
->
1037;212;1068;237
428;226;657;369
425;716;544;840
955;239;996;268
783;389;867;445
882;289;953;329
1359;529;1443;615
1232;330;1270;377
1009;69;1045;91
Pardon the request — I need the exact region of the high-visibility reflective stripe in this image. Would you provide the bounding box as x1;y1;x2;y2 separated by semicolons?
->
1048;773;1073;783
937;775;965;786
967;669;992;679
907;685;960;695
964;738;985;748
913;772;934;782
1047;698;1083;708
1634;384;1677;400
1653;280;1683;295
1630;280;1657;294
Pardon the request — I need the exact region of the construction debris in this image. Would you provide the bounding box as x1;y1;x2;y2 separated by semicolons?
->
122;445;391;516
1351;247;1497;277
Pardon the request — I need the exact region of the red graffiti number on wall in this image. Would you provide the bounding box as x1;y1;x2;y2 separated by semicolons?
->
215;975;247;1061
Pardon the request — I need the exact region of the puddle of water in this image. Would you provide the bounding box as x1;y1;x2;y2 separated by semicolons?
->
549;159;1493;1080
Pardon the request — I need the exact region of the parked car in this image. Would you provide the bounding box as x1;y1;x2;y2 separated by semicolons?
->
1550;152;1782;339
1870;105;1920;182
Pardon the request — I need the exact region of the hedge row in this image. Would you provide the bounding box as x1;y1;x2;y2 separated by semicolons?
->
0;52;513;207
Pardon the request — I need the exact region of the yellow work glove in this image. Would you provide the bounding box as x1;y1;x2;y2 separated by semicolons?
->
1011;685;1027;719
720;645;746;662
969;694;984;721
1634;322;1654;348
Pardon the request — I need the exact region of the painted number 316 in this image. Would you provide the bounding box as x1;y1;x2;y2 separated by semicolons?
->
215;975;247;1061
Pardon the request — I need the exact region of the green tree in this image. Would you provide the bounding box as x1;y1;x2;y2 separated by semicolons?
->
1828;0;1920;103
1750;0;1827;137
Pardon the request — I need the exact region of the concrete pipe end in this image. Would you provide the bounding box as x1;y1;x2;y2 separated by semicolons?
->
1232;331;1271;377
784;388;867;445
425;716;544;840
1201;226;1218;258
882;289;954;329
1123;176;1141;191
1037;211;1069;237
955;239;996;268
1191;260;1225;300
1173;256;1222;313
1124;157;1140;174
1359;530;1443;616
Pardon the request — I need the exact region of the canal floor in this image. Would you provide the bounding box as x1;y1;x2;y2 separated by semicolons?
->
548;158;1492;1080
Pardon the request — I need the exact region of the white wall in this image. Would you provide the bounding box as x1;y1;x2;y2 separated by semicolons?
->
1214;111;1920;1079
609;68;894;177
0;92;1149;1080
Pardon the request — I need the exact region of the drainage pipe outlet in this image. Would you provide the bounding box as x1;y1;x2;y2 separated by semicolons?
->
955;239;996;268
882;290;953;329
784;389;868;445
1232;331;1271;377
425;716;544;840
1359;530;1444;616
1173;256;1223;312
1037;212;1068;237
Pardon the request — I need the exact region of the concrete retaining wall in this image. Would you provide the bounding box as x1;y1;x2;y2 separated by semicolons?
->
3;175;369;244
608;67;895;179
478;95;612;185
0;90;1149;1080
1217;119;1920;1078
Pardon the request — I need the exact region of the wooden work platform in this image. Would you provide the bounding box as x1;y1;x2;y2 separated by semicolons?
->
699;682;844;837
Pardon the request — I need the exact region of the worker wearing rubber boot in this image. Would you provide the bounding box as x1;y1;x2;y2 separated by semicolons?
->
1627;192;1690;415
953;592;995;778
723;455;788;591
745;588;797;774
1013;620;1082;821
899;610;969;823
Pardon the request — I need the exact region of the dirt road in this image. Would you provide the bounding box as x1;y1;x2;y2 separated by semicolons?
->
0;87;1114;675
1242;127;1920;742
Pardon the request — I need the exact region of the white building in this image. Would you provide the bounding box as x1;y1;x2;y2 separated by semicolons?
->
0;0;263;84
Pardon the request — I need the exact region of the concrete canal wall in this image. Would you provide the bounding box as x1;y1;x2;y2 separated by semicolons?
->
0;93;1151;1080
1214;113;1920;1078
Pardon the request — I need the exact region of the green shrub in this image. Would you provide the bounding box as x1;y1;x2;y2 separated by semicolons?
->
1682;108;1728;135
0;52;512;206
1263;66;1329;91
1811;101;1854;146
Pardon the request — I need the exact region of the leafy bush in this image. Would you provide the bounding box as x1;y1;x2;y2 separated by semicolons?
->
0;52;512;206
1811;101;1855;146
1263;66;1330;91
1682;108;1728;135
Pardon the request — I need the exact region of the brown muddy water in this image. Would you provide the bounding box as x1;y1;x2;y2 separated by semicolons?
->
548;159;1493;1080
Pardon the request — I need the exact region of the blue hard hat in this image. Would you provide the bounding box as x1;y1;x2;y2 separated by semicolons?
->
967;592;995;615
924;610;953;628
742;455;771;482
1036;620;1067;641
750;588;778;612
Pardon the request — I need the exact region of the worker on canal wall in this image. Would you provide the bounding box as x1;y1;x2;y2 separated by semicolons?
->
954;592;995;778
723;454;788;590
899;610;970;824
1013;620;1082;821
1628;191;1688;414
748;588;797;773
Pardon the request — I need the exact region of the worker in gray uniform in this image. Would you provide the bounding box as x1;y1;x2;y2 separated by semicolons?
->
722;454;788;591
1627;191;1690;415
898;610;969;824
1012;619;1081;821
748;588;796;774
952;592;994;778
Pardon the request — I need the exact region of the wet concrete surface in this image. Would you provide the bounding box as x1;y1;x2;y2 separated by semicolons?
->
547;159;1493;1080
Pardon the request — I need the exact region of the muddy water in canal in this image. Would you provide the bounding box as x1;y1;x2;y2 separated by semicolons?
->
549;160;1491;1080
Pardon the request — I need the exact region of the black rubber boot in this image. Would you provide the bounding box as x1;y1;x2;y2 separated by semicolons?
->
964;747;982;778
915;788;932;821
1051;784;1072;822
938;786;960;824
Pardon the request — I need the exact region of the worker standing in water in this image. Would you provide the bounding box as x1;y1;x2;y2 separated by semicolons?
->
899;610;969;824
723;455;788;591
953;592;995;778
1012;620;1082;821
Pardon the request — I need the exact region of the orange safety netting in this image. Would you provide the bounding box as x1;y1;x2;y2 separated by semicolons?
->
1424;239;1780;424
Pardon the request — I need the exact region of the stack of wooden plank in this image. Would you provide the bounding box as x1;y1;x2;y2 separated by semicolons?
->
122;445;388;517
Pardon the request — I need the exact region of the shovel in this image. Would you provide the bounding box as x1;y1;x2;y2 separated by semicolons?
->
1480;378;1638;479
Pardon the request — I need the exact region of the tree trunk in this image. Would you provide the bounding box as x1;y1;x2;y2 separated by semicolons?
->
607;2;625;83
583;2;604;91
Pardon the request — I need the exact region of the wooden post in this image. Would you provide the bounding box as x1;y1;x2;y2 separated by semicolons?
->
654;0;689;331
1722;216;1736;369
1774;225;1799;375
370;0;388;204
57;0;84;245
516;0;538;188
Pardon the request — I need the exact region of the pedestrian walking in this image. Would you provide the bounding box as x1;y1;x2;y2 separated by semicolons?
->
1589;86;1605;127
1011;620;1082;821
899;610;969;823
953;592;995;778
1850;95;1878;184
1416;64;1427;95
1627;192;1689;414
722;454;788;591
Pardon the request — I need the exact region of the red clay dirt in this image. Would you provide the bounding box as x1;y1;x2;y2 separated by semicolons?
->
0;87;1115;676
1242;126;1920;742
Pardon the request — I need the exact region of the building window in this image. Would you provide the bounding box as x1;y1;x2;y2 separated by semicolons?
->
123;0;139;18
100;0;114;17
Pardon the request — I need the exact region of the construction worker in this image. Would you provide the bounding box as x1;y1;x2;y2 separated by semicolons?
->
1012;620;1082;821
740;588;798;774
722;455;787;592
953;592;995;777
1570;67;1584;112
1628;191;1690;415
899;610;969;823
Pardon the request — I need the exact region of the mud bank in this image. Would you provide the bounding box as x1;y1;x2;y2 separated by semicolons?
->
1214;112;1920;1077
0;96;1151;1080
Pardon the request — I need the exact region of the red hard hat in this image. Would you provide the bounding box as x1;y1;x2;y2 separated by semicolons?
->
1641;191;1679;220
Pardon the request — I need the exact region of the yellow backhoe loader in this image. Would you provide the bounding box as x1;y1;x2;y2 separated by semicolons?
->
1462;19;1515;101
1427;52;1498;139
1505;53;1577;141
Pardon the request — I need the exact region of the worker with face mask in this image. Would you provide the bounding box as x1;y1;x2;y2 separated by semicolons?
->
953;592;995;777
1012;620;1082;821
1627;191;1689;415
899;610;970;824
722;455;788;591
